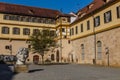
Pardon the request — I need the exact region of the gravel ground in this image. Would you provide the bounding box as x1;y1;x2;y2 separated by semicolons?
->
7;64;120;80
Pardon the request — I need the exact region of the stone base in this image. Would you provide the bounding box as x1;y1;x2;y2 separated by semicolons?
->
14;64;28;73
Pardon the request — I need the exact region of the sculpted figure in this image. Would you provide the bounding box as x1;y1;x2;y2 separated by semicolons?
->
16;48;29;65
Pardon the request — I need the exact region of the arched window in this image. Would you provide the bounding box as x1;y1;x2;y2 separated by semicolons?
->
97;41;102;60
51;54;55;61
56;50;59;62
23;28;30;35
13;27;20;35
81;44;84;60
2;27;9;34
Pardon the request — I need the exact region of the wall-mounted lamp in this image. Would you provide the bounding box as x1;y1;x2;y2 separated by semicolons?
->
105;47;109;55
105;47;110;66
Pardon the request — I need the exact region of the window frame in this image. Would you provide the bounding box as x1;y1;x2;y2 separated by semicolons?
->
76;26;78;34
2;27;10;34
117;6;120;18
80;24;83;32
33;29;40;35
13;27;20;35
4;15;10;20
104;10;112;23
94;16;100;27
23;28;30;35
72;28;74;35
50;30;55;37
87;20;90;30
97;41;102;60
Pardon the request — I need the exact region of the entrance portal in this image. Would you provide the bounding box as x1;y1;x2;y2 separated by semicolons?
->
33;55;39;64
56;50;59;62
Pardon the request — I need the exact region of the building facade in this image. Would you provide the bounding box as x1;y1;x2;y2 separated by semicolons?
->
0;0;120;67
0;2;73;64
70;0;120;67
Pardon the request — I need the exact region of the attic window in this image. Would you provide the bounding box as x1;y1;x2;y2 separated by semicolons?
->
103;0;107;3
29;10;34;14
102;0;110;3
89;4;94;9
78;11;82;16
80;13;86;18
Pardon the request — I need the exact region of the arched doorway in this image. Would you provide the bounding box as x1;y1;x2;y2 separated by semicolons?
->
56;50;59;62
51;54;55;61
33;55;39;64
71;54;74;62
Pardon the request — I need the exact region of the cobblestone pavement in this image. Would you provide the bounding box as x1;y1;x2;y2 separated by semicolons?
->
12;64;120;80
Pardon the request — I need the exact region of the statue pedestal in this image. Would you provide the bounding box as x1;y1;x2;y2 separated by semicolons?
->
14;64;28;73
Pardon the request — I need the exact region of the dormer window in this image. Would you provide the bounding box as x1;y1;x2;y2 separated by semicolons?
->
103;0;107;3
89;4;94;9
77;11;82;16
29;10;34;14
80;13;86;18
102;0;110;3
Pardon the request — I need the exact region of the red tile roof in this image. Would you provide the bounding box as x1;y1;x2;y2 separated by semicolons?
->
77;0;105;17
76;0;114;21
0;2;62;18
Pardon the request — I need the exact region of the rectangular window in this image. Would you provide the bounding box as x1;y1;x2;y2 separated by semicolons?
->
117;6;120;18
70;29;71;36
97;41;102;60
104;10;112;23
87;20;90;30
72;28;74;35
28;45;31;48
16;16;20;21
62;28;65;32
20;17;25;21
94;16;100;27
26;17;31;22
4;15;9;20
13;27;20;35
33;29;40;35
81;24;83;32
23;28;30;35
2;27;9;34
51;19;55;24
50;30;55;37
76;26;78;34
9;15;16;20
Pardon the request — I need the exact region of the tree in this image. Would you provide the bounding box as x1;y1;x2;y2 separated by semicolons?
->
29;29;56;64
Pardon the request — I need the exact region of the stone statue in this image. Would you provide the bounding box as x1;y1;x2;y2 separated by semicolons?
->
16;48;29;65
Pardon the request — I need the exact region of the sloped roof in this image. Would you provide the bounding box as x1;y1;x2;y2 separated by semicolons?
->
0;2;62;18
75;0;114;22
77;0;105;16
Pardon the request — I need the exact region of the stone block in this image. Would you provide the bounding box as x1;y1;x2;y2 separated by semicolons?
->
14;64;28;73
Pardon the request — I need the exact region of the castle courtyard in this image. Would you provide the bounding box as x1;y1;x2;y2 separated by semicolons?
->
11;64;120;80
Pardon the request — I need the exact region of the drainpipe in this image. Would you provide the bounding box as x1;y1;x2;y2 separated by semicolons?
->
91;12;97;65
60;16;62;63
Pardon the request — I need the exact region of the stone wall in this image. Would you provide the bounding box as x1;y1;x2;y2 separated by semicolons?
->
72;27;120;67
72;35;95;64
96;27;120;67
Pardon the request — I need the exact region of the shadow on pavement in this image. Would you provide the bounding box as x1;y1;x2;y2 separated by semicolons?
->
0;61;14;80
38;63;69;66
29;69;44;73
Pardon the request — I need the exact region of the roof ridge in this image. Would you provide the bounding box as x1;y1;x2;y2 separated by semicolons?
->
0;2;60;12
0;2;62;18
